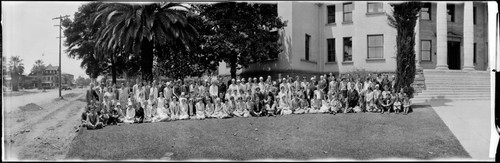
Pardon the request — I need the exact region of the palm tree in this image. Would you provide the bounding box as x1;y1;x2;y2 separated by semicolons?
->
31;59;46;88
93;2;198;82
9;56;25;91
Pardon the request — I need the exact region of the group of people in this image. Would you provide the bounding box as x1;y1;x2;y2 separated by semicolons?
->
81;73;412;130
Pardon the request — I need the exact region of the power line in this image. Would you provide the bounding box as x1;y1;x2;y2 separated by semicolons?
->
53;15;70;99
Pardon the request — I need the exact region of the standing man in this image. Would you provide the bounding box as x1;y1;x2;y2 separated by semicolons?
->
119;82;130;107
164;81;173;101
86;83;98;105
158;80;166;98
150;80;159;100
133;78;140;102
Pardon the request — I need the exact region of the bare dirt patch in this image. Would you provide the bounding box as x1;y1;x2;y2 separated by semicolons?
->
19;103;44;112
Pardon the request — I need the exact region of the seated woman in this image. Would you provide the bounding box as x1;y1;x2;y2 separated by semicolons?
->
169;96;180;120
152;92;170;122
123;99;136;123
242;95;251;118
213;98;230;119
265;94;276;117
144;94;155;123
292;94;305;114
364;87;375;112
226;96;237;117
178;93;190;120
134;101;145;123
204;96;215;118
280;96;293;115
250;95;264;117
108;103;121;125
188;95;197;120
85;107;103;130
194;96;206;120
308;94;321;114
380;85;392;114
233;96;245;117
330;94;342;115
318;94;330;113
272;96;281;116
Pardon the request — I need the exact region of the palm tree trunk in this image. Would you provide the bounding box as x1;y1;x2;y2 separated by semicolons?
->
111;53;117;84
141;39;154;82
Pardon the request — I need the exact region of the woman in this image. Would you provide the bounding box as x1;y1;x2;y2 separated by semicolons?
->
194;96;206;120
205;96;215;118
170;96;180;120
178;93;190;120
233;96;245;117
152;92;169;122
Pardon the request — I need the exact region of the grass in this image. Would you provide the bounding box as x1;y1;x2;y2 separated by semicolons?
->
65;105;470;160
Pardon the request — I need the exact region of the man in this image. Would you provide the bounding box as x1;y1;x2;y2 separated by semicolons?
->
144;81;151;100
346;83;359;113
258;77;265;94
164;82;173;101
218;78;227;100
158;80;166;98
173;79;181;98
318;75;327;99
86;83;99;105
97;82;106;102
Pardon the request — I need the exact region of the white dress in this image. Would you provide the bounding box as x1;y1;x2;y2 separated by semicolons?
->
195;102;206;120
153;97;169;122
178;98;189;120
319;99;330;113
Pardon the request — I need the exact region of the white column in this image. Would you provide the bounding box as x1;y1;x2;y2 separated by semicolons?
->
435;2;449;70
462;2;475;71
415;16;422;70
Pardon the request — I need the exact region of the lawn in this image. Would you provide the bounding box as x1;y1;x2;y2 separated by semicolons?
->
65;106;470;161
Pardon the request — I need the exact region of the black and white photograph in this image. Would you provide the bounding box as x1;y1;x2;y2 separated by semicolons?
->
1;0;499;161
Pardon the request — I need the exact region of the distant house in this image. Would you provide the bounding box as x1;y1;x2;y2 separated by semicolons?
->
40;64;60;88
62;73;74;87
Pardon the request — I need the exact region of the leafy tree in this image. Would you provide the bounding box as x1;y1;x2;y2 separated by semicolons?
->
93;2;198;82
63;2;108;80
30;59;46;88
8;56;25;91
388;2;422;98
153;7;219;79
198;2;286;79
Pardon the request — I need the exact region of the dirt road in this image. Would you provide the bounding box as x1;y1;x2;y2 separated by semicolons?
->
3;89;87;161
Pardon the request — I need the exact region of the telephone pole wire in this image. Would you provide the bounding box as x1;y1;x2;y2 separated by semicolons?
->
53;15;70;99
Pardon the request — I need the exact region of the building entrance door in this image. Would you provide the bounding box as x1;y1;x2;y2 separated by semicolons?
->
447;41;461;70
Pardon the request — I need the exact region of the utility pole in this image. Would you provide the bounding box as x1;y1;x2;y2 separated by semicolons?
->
53;15;70;99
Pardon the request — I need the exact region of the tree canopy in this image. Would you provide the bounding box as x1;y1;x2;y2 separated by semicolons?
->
198;2;286;79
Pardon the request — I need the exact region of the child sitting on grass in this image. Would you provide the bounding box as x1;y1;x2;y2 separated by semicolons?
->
233;96;245;117
250;95;264;117
380;85;392;114
169;96;180;120
364;87;375;112
291;94;304;114
393;93;402;114
402;88;411;115
330;94;341;115
179;93;190;120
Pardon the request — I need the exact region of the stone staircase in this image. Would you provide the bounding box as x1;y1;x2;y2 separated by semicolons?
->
412;69;491;104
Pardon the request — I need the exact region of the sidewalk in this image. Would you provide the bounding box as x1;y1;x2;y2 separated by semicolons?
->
427;100;495;161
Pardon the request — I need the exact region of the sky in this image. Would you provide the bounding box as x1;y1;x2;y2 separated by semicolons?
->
2;1;88;78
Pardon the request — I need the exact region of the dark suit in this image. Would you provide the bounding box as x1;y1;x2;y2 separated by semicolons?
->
347;89;359;108
86;89;98;104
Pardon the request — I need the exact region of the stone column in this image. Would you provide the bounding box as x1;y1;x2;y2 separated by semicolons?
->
462;2;475;71
415;16;422;70
435;2;449;70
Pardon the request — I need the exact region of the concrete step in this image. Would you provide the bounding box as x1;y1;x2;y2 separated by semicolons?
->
411;98;491;105
423;69;490;74
418;92;490;95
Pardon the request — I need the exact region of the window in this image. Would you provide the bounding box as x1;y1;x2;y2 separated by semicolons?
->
343;37;352;61
343;3;353;22
447;4;455;22
367;35;384;59
473;6;476;24
367;2;383;13
327;38;335;62
327;5;335;24
421;3;431;20
305;34;311;61
473;43;476;63
421;40;432;61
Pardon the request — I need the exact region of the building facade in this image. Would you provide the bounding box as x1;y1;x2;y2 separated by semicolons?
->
41;64;60;88
218;1;489;78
